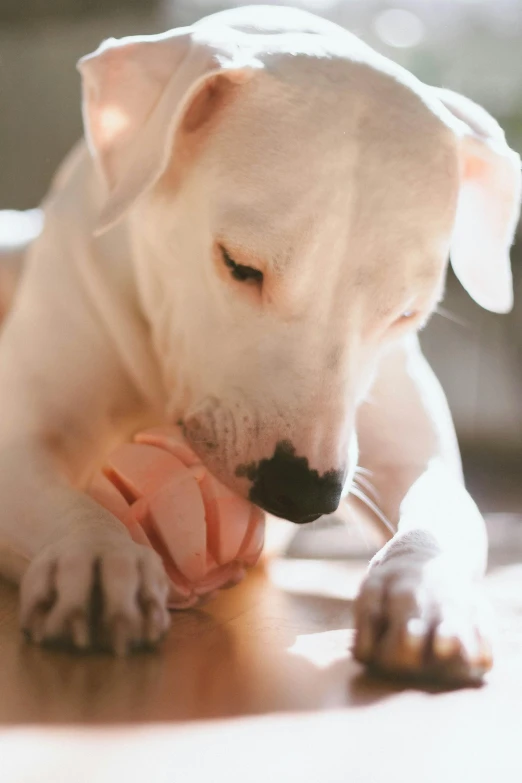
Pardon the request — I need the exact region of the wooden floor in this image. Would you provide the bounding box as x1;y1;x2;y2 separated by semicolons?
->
0;508;522;782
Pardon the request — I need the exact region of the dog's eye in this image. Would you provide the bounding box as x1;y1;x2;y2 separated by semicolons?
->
220;246;263;284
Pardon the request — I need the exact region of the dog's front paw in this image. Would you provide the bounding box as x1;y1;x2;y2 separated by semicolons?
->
20;531;171;655
353;556;493;685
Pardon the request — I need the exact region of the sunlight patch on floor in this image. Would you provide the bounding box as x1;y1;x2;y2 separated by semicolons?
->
287;629;354;669
268;558;367;601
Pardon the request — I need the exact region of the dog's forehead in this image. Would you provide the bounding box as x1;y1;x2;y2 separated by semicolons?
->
201;56;459;271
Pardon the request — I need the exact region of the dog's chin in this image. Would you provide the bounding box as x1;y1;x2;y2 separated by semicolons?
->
261;507;324;524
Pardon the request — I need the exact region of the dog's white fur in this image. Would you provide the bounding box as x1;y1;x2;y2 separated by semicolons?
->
0;6;519;676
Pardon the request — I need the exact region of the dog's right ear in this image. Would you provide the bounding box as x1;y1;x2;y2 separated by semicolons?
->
78;28;262;233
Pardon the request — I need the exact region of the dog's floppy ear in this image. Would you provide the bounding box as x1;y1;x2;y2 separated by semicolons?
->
434;88;521;313
78;28;261;233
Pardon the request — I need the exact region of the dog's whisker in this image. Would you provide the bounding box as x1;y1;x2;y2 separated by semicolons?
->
434;306;472;329
349;485;395;535
354;466;373;477
353;473;380;503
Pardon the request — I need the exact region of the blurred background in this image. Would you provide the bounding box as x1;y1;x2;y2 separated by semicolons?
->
1;0;521;511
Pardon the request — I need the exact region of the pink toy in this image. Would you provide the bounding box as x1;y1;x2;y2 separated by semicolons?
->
88;426;265;609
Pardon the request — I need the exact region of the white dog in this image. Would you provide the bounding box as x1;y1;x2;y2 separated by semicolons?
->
0;5;519;682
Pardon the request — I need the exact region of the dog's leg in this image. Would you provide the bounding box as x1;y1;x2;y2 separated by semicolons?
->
0;255;170;654
3;452;170;654
350;335;492;683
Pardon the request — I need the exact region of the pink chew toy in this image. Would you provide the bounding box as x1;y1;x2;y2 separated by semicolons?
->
88;426;265;609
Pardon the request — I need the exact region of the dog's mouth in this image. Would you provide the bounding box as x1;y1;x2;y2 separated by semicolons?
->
181;417;346;524
258;505;324;524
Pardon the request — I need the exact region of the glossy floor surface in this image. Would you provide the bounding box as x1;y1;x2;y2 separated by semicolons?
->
0;506;521;782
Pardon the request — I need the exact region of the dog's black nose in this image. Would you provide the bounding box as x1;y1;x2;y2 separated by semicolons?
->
243;441;344;524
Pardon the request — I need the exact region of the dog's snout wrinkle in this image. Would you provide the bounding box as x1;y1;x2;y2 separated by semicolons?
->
237;440;344;524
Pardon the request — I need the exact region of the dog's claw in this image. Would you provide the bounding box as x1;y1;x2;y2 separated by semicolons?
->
30;617;45;645
70;614;90;649
432;620;465;659
144;603;168;644
111;617;130;657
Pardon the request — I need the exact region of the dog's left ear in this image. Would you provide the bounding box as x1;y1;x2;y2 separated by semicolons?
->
78;27;262;233
434;88;521;313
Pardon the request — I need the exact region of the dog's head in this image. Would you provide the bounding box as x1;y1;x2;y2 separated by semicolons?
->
79;7;520;522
